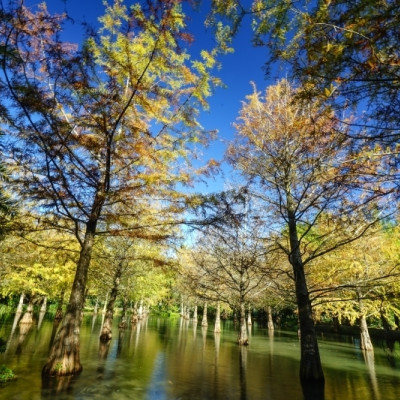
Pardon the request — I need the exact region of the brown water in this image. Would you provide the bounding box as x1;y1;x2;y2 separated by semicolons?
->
1;315;400;399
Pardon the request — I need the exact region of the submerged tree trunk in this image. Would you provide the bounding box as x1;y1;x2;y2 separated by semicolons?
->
237;301;248;345
288;209;324;382
201;302;208;327
247;306;252;326
100;263;123;342
42;225;96;377
214;302;221;333
267;306;274;331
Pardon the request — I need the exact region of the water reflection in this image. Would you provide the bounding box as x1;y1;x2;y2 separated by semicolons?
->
41;374;76;396
1;317;400;400
301;380;325;400
363;350;380;400
239;346;248;400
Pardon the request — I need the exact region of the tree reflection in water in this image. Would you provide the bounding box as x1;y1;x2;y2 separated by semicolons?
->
239;345;248;400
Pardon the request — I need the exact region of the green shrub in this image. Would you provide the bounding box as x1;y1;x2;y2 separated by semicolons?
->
0;365;16;383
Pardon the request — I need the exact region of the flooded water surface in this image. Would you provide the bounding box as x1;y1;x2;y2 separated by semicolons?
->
1;315;400;399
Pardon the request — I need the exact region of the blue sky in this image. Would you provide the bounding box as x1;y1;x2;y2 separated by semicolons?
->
44;0;278;193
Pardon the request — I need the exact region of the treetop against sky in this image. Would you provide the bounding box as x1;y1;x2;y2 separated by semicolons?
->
31;0;271;194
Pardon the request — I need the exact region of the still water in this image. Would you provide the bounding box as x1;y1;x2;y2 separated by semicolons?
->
1;314;400;400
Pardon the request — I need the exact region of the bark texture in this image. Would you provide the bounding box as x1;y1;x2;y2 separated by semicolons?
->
360;315;374;351
288;210;324;382
201;302;208;327
42;228;95;377
100;263;122;342
267;306;274;331
237;302;249;345
214;303;221;333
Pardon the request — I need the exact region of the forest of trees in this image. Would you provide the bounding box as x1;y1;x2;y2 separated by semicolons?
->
0;0;399;391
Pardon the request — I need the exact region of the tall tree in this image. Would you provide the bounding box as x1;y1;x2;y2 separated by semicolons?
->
0;0;224;376
180;199;273;345
228;79;385;382
209;0;400;141
0;133;15;238
311;222;400;349
249;0;400;138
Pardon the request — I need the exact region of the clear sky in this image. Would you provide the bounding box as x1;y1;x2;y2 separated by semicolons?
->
43;0;278;193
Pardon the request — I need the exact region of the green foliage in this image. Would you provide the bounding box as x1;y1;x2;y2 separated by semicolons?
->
0;365;16;383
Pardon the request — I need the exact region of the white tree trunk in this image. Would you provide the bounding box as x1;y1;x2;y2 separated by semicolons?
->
201;302;208;326
214;303;221;333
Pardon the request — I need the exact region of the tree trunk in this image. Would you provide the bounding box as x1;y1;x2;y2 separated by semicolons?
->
360;315;373;351
42;226;96;377
237;301;248;345
16;293;25;313
119;297;128;329
100;263;123;342
55;289;65;321
357;289;373;351
193;304;198;321
287;209;324;382
102;294;108;315
93;297;99;316
214;302;221;333
131;302;139;324
38;296;47;330
20;299;34;325
11;293;24;332
138;299;143;320
247;306;252;326
267;306;274;331
180;295;184;317
185;305;190;320
201;302;208;326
